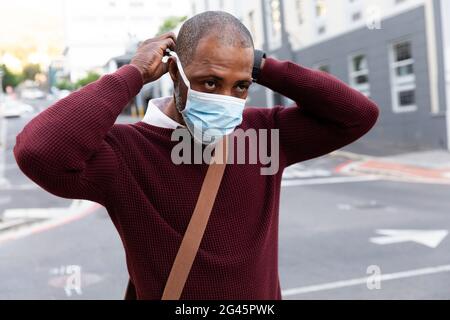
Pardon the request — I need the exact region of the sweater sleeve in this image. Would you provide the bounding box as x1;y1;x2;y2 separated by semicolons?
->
13;65;143;206
257;57;379;167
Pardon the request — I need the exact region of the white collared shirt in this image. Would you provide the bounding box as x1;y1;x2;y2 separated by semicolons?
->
141;96;184;129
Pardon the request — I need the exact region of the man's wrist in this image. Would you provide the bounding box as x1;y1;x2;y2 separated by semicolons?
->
115;64;145;97
129;63;145;82
252;49;267;83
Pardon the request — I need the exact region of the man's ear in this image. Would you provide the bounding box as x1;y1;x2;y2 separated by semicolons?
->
168;58;178;83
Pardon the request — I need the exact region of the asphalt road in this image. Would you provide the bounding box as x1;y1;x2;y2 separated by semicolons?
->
1;101;449;299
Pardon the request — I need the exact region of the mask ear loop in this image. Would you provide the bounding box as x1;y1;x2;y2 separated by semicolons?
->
162;49;191;88
161;49;192;128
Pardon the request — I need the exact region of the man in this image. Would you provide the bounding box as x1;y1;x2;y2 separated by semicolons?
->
14;11;379;299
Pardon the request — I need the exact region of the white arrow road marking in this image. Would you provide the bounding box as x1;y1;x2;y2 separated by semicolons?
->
48;272;103;289
282;264;450;297
370;229;448;248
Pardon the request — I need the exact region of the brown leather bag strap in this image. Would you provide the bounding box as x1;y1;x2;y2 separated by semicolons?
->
124;137;229;300
161;136;229;300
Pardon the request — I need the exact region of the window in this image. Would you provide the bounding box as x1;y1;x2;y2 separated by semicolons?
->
295;0;304;25
129;1;143;7
265;0;282;50
314;63;330;73
317;25;326;35
349;54;370;97
315;0;326;17
248;10;256;37
315;0;327;36
389;40;417;112
352;11;362;21
348;0;363;24
398;90;415;106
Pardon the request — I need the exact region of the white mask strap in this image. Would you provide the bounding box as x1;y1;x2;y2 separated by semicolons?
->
162;50;190;88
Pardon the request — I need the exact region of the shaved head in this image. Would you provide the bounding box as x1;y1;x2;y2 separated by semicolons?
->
166;10;255;126
176;11;254;66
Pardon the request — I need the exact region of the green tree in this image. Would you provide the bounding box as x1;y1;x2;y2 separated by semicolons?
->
56;79;76;91
22;63;41;81
156;16;187;36
0;64;23;90
75;72;101;88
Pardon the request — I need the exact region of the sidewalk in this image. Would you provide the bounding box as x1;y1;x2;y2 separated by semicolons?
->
332;149;450;184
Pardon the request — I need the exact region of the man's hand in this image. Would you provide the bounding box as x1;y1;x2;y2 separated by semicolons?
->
130;32;176;84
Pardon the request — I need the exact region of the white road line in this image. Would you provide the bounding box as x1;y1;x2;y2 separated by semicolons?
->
282;264;450;297
0;200;102;245
283;168;331;179
281;175;380;187
0;183;38;190
0;218;27;231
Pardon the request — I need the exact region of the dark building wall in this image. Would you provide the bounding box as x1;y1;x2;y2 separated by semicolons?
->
251;4;447;153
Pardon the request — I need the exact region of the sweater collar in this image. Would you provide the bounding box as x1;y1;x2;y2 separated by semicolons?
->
141;96;184;129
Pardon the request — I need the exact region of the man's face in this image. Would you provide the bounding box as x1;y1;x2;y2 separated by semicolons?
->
169;34;254;112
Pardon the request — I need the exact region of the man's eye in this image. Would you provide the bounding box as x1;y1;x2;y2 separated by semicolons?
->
237;84;249;93
204;81;216;90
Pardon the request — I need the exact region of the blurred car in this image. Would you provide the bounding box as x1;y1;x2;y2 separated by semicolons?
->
21;88;46;100
0;100;34;118
48;87;72;101
57;89;71;99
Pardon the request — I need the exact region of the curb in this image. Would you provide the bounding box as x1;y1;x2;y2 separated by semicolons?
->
336;159;450;185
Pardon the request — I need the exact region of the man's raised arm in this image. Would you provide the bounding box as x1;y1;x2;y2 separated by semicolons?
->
13;32;176;205
13;65;143;205
257;57;380;167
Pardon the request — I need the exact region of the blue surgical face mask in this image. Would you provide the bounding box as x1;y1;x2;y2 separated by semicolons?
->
162;50;246;145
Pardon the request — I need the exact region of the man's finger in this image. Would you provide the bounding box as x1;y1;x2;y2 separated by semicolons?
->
161;38;176;52
156;32;177;42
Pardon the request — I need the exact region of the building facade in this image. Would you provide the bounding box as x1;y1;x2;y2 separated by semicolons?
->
63;0;190;81
192;0;450;152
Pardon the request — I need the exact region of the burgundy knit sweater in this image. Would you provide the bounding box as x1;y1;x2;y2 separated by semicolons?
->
14;58;379;300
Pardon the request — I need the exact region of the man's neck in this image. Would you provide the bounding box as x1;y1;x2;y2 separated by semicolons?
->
163;96;185;126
